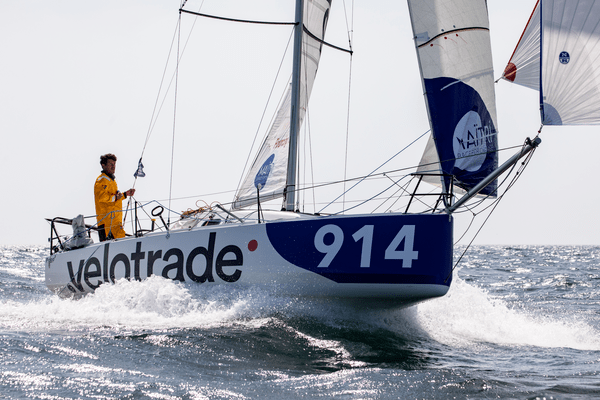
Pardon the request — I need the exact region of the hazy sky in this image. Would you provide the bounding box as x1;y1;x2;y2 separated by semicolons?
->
1;0;598;246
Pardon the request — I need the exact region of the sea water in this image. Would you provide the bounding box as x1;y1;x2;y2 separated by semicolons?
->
1;245;599;399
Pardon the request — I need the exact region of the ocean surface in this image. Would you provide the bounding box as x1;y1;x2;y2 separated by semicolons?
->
1;245;599;399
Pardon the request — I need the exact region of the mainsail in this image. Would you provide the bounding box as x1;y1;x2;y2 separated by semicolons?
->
408;0;499;197
502;0;600;125
232;0;331;210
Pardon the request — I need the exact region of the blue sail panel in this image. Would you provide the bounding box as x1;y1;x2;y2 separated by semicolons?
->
424;77;498;195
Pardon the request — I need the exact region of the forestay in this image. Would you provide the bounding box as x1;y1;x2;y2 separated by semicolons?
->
502;0;600;125
232;0;331;210
408;0;499;197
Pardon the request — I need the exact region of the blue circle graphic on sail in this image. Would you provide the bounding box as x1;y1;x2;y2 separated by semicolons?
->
254;154;275;189
559;51;570;64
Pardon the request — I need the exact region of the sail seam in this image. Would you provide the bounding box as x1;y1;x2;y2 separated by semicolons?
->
417;27;489;48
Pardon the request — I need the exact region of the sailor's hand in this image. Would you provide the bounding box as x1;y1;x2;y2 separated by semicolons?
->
116;191;123;200
125;188;136;197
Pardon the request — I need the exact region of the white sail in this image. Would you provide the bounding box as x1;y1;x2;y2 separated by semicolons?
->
503;0;600;125
409;0;499;196
415;133;443;182
232;0;331;210
232;88;293;209
501;0;540;90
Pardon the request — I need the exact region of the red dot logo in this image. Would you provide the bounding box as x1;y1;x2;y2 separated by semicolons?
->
248;240;258;252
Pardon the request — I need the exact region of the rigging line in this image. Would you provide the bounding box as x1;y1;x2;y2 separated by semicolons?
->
130;17;182;193
150;4;207;130
232;29;295;203
140;188;238;203
125;200;178;226
373;175;410;213
302;103;311;213
373;186;405;214
452;156;519;216
128;198;158;230
445;139;539;283
301;56;318;213
297;27;315;211
122;196;133;228
453;213;477;245
341;0;355;50
452;137;539;217
298;25;315;213
234;134;528;206
299;8;317;212
158;138;522;206
450;172;511;217
336;174;411;214
450;159;516;215
382;174;435;213
140;3;205;159
447;200;502;283
298;31;312;211
342;50;354;214
180;8;297;26
446;176;513;283
301;121;313;213
227;191;422;210
308;114;316;213
292;165;415;195
381;188;405;213
168;12;183;225
139;18;181;161
134;0;207;192
318;129;430;213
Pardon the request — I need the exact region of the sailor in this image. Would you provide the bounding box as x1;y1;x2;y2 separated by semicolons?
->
94;153;135;240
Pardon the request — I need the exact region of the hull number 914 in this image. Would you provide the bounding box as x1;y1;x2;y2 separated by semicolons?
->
314;224;418;269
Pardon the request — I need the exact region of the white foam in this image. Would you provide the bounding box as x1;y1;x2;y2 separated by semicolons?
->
414;275;600;351
3;271;598;352
0;276;280;332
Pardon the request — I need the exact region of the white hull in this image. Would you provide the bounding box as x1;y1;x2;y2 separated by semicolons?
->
46;212;453;309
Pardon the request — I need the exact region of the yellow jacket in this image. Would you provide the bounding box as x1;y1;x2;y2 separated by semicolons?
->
94;172;126;239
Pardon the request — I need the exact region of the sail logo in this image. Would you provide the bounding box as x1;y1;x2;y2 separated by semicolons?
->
274;137;288;148
254;154;275;189
559;51;570;64
453;111;494;172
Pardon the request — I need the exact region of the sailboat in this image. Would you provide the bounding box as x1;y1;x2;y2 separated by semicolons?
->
45;0;540;308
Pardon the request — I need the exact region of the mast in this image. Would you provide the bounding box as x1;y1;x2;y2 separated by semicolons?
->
285;0;304;211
